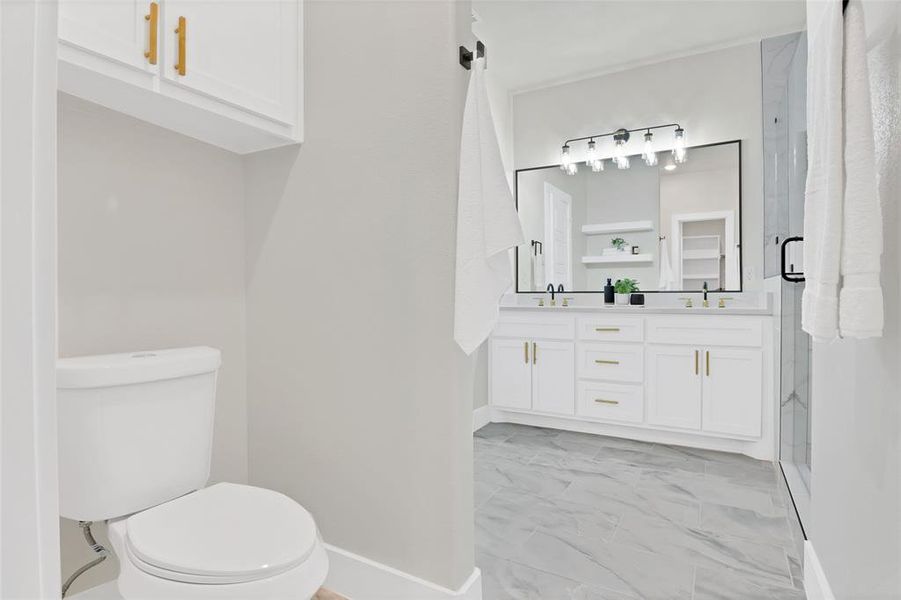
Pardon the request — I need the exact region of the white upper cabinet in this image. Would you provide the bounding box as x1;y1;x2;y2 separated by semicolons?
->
59;0;157;74
58;0;302;154
161;0;297;124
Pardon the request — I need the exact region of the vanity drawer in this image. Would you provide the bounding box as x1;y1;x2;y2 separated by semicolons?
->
494;312;575;340
577;316;644;342
577;342;643;383
578;381;643;424
646;316;763;348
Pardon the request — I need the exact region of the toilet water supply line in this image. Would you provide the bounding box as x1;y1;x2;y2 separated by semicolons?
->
61;521;110;598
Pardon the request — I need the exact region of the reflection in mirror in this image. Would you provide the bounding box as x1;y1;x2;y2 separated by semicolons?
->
516;141;741;293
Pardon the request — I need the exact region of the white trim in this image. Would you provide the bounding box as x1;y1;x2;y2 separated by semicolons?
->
804;541;836;600
491;407;774;461
472;405;491;432
0;0;61;597
323;544;482;600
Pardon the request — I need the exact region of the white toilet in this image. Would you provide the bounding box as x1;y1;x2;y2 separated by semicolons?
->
57;347;328;599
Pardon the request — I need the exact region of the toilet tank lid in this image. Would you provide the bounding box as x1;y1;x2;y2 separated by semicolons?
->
57;347;221;389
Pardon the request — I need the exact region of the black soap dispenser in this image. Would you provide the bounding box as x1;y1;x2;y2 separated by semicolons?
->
603;278;615;304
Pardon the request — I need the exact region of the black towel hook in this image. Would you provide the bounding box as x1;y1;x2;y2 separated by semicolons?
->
459;40;486;70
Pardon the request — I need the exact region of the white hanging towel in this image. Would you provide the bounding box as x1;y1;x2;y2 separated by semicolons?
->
454;58;524;355
657;237;675;290
838;0;883;338
802;0;844;341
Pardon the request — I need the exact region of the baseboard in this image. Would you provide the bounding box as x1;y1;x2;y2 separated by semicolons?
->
324;544;482;600
472;405;490;432
804;541;835;600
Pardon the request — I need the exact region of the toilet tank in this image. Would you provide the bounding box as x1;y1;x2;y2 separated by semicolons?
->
57;347;221;522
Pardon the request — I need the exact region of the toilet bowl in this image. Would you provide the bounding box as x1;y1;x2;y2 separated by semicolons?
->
108;483;328;599
56;347;328;599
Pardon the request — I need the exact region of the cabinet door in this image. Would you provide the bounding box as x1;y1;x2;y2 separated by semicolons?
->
59;0;158;73
490;339;532;411
646;345;702;430
532;341;575;415
702;348;763;437
162;0;298;123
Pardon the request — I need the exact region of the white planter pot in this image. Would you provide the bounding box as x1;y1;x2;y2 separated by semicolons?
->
615;293;630;305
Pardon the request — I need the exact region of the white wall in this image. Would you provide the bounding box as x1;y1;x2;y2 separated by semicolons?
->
808;3;901;597
244;0;475;590
57;96;248;594
512;43;765;291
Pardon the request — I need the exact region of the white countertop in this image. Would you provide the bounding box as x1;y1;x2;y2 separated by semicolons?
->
499;293;773;316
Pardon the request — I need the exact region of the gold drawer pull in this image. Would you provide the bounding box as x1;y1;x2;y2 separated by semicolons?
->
706;350;710;376
594;359;620;365
174;16;186;75
532;342;537;365
695;350;699;375
144;2;158;65
595;327;620;332
595;398;620;405
524;341;529;364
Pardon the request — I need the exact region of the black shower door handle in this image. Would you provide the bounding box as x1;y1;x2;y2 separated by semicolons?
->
781;236;805;283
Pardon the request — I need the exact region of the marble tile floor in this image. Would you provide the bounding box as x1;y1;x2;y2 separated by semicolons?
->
474;423;806;600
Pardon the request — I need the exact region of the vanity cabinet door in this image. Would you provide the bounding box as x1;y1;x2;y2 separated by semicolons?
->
702;348;763;437
646;344;702;430
490;338;533;410
531;341;575;415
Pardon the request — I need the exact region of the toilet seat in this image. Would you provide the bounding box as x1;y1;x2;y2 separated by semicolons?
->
124;482;319;585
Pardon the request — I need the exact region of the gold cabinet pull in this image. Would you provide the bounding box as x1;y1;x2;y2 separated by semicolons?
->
532;342;537;364
595;327;620;332
174;16;186;75
706;350;710;376
144;2;158;64
594;398;620;405
594;359;620;365
695;350;699;375
524;341;529;364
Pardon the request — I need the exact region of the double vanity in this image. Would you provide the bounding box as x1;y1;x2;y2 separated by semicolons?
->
488;295;775;460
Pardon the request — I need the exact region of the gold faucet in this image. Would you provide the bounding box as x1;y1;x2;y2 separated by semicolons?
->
679;297;693;308
718;297;734;309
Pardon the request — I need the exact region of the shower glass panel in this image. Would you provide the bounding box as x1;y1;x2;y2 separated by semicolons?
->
762;31;810;526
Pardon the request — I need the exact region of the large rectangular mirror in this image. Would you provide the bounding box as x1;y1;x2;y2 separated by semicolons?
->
515;140;741;293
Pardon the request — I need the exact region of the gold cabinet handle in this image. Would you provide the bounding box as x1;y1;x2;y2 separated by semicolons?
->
144;2;158;64
706;350;710;376
524;341;529;364
174;16;186;75
594;398;620;405
532;342;537;364
594;359;620;365
595;327;620;332
695;350;699;375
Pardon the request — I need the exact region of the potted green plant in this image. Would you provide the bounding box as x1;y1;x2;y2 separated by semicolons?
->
611;237;627;252
613;278;638;305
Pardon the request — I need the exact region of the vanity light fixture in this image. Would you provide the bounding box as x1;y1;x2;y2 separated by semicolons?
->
585;139;604;172
673;127;687;163
612;129;630;169
560;144;578;175
559;123;685;175
642;131;658;166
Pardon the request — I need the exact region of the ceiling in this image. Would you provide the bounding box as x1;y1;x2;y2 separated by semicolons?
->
472;0;806;93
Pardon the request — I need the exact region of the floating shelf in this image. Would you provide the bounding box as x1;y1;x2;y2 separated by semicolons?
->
582;253;654;265
682;274;721;280
581;220;654;235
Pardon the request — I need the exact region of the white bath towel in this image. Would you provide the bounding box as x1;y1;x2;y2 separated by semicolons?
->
658;238;675;291
838;0;883;338
802;0;844;341
454;58;524;355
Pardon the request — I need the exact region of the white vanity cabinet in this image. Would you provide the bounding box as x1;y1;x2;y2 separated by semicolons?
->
489;309;775;460
58;0;302;154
